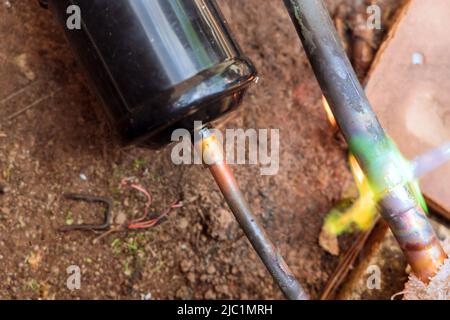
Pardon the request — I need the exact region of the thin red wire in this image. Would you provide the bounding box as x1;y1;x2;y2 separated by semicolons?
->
119;178;182;230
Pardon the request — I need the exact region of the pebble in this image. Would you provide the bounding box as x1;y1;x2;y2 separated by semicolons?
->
27;251;43;271
115;211;127;225
175;287;191;299
204;289;216;300
214;284;230;297
240;292;249;300
216;208;233;229
206;265;216;275
179;259;193;273
141;292;152;300
178;217;189;230
13;54;36;81
186;272;196;284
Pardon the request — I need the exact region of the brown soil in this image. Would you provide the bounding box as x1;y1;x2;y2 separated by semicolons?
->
0;0;401;299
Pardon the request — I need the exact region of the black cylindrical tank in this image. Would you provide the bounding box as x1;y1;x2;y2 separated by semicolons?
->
45;0;257;148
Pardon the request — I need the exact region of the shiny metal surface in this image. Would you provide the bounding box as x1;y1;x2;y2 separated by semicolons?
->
48;0;256;146
283;0;447;282
196;127;309;300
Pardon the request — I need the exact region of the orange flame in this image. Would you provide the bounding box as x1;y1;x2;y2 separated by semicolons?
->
349;154;365;187
321;96;337;128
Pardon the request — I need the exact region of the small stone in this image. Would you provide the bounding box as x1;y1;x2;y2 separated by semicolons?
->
215;284;230;297
13;53;36;81
141;292;152;300
206;265;216;275
175;287;191;299
115;211;127;225
217;208;233;229
40;283;51;299
240;292;249;300
231;266;239;275
180;259;193;273
186;272;196;284
208;208;235;240
204;289;216;300
51;266;60;274
178;217;188;230
27;251;43;272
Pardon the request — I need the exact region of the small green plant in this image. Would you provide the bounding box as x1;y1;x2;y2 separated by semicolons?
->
133;158;148;171
124;259;132;276
126;238;139;255
111;238;122;256
28;279;40;293
136;233;146;242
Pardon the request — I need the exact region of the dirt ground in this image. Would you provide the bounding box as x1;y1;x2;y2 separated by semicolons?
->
0;0;401;299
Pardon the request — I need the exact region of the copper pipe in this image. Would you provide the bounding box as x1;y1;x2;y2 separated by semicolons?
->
196;127;309;300
283;0;447;282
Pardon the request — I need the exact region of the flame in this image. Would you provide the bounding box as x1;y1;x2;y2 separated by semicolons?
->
322;96;337;128
323;154;377;235
349;153;365;187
